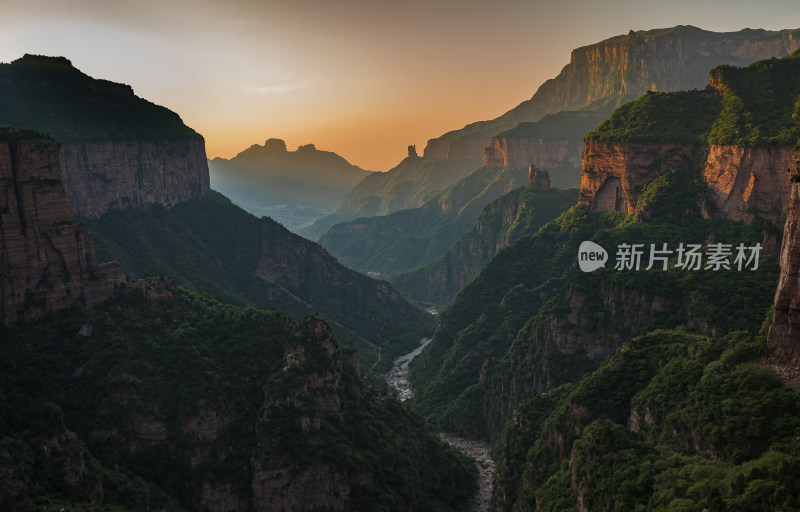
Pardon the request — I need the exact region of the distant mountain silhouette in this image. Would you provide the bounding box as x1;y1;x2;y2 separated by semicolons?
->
209;138;371;231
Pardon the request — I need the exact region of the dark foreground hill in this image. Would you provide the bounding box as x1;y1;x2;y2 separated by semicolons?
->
81;191;435;373
0;282;476;511
0;54;209;218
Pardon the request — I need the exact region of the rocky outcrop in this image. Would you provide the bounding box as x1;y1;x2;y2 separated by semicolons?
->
529;166;551;188
252;318;366;511
0;137;124;325
767;151;800;374
702;144;793;223
578;141;698;213
60;139;210;218
484;137;584;169
579;141;795;225
0;55;211;219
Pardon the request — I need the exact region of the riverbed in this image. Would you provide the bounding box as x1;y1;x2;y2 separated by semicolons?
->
384;337;494;512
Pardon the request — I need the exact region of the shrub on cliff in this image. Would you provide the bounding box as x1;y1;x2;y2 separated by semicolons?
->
494;330;800;511
587;49;800;147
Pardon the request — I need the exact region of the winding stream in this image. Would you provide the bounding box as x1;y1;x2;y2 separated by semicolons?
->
385;338;494;512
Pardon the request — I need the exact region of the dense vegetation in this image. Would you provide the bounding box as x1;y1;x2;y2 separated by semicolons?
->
494;330;800;511
0;126;53;142
301;155;483;240
409;169;779;440
587;49;800;146
0;284;476;510
496;94;639;140
0;54;201;142
318;166;532;275
81;191;434;373
390;186;577;307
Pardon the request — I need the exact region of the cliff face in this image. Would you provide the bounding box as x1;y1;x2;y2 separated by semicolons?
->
0;137;123;325
423;27;800;162
579;141;698;213
579;141;795;225
702;145;793;223
767;152;800;376
484;137;584;169
61;139;210;219
0;55;210;219
526;26;800;112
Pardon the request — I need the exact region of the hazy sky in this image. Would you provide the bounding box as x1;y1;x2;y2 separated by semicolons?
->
2;0;800;171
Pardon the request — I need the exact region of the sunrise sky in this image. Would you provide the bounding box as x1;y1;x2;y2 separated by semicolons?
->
2;0;800;171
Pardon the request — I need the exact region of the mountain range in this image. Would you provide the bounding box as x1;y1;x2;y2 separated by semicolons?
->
4;25;800;511
0;56;470;509
208;138;371;231
302;25;800;242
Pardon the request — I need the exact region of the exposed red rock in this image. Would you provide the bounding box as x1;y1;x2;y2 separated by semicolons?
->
529;166;551;189
0;138;123;325
60;139;210;218
767;151;800;377
578;141;698;213
703;144;793;223
579;141;795;226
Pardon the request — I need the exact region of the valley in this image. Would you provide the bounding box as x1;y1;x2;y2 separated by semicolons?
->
384;338;494;512
4;22;800;512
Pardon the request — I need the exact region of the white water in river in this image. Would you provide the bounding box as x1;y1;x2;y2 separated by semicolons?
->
384;337;494;512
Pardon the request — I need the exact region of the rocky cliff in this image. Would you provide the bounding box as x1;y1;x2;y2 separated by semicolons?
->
62;139;210;218
0;132;123;325
767;152;800;379
423;26;800;164
0;54;209;219
484;137;583;170
581;51;800;227
578;141;699;213
580;140;795;225
527;26;800;111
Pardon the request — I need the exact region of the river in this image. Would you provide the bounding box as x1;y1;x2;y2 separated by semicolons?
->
385;338;494;512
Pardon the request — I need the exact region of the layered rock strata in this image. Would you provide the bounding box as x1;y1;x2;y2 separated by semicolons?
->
579;141;795;226
61;139;210;219
0;137;123;325
767;152;800;372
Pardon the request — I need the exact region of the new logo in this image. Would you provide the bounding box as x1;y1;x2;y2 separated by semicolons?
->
578;241;608;272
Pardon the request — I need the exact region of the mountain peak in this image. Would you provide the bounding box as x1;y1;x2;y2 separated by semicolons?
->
12;54;75;70
263;138;287;152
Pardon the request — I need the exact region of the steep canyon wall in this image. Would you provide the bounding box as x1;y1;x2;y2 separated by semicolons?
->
0;137;123;325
